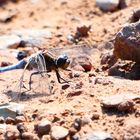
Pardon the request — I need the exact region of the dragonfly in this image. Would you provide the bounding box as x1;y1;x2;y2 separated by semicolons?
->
0;49;71;98
0;45;97;100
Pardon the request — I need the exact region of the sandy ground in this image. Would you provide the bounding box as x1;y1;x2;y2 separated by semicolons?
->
0;0;140;139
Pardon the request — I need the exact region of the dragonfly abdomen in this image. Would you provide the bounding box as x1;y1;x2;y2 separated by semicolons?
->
0;60;27;73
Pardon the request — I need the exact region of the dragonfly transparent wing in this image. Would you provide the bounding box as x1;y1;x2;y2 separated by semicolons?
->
10;53;51;101
9;61;34;101
28;53;52;94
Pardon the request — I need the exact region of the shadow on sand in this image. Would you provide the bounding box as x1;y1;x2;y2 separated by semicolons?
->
4;90;52;102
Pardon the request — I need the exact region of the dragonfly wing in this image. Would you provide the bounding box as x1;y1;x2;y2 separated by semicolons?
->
28;53;52;95
9;60;33;101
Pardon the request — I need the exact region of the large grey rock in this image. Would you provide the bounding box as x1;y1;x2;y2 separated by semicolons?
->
114;21;140;63
81;130;113;140
12;29;52;48
101;93;140;111
96;0;119;12
0;102;24;119
0;29;52;49
0;35;21;49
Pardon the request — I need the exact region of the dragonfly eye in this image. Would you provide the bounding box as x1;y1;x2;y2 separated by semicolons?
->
56;54;70;69
16;51;27;60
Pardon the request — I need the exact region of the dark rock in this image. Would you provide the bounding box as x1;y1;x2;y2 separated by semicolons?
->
81;130;113;140
100;51;117;68
71;133;80;140
69;127;77;136
72;118;82;131
118;0;130;9
35;120;51;136
135;110;140;118
91;113;100;120
67;90;83;97
114;21;140;63
62;84;70;90
52;115;61;123
88;72;96;77
50;126;69;140
15;116;26;124
5;117;15;125
129;8;140;23
17;123;28;133
0;117;4;124
108;64;125;77
76;25;91;37
0;62;12;67
22;132;39;140
117;100;135;111
71;55;92;72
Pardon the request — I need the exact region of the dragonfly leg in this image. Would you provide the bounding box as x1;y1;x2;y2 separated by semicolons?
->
29;71;40;90
55;70;70;84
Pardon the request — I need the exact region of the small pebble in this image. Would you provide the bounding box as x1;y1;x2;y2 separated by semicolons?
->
42;135;51;140
15;116;26;124
76;25;91;37
73;118;82;131
71;133;80;140
35;120;51;136
5;117;15;125
51;126;69;140
0;62;12;67
0;117;4;124
96;0;119;12
82;130;113;140
17;123;28;133
62;83;70;90
69;127;77;136
22;132;39;140
91;113;100;120
5;125;20;140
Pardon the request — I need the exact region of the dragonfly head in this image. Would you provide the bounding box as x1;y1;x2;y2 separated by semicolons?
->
56;54;70;69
